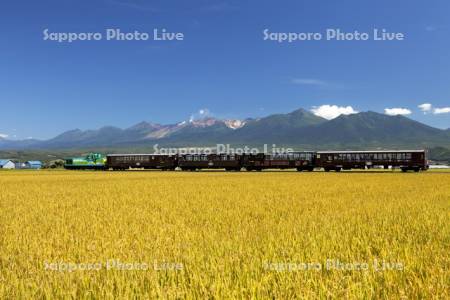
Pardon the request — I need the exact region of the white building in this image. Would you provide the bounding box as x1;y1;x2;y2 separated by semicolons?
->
0;159;15;169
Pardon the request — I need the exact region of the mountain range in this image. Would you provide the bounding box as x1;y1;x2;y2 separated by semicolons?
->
1;108;449;150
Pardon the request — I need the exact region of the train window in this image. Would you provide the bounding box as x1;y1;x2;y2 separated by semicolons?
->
288;153;298;160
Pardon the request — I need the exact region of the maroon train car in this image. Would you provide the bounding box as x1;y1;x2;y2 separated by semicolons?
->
178;154;242;171
243;152;315;171
106;154;177;170
315;150;428;172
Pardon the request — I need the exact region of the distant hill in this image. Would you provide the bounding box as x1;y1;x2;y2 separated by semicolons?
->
0;108;449;150
227;108;326;144
289;111;449;148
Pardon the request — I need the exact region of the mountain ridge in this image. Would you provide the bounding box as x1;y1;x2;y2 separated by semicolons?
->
1;108;449;150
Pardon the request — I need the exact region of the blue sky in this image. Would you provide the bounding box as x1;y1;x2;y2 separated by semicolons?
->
1;0;450;139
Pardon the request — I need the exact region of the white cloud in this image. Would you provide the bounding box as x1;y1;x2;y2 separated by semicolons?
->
291;78;326;86
418;103;432;113
189;108;212;122
198;108;210;116
0;133;8;139
417;103;450;115
384;108;412;116
311;105;358;120
433;107;450;114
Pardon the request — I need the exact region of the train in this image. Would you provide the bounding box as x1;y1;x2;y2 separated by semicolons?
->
63;153;106;170
64;150;428;172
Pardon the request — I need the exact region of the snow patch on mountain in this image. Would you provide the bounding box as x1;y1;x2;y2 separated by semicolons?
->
224;119;246;129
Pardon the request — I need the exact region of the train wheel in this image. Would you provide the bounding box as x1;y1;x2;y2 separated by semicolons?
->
324;168;330;172
335;168;341;172
296;168;303;172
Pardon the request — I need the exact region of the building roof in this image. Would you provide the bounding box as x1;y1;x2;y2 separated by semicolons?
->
26;161;42;164
0;159;13;166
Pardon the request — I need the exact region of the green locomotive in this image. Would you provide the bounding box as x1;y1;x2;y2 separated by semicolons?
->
64;153;106;170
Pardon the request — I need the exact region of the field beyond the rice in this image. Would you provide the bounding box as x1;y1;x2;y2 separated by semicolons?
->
0;170;449;298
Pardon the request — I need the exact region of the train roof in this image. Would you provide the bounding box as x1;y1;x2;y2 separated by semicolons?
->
316;150;425;154
107;153;173;156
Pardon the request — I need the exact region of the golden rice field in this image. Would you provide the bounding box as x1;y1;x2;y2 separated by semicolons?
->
0;170;449;299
